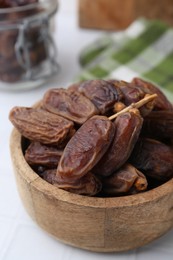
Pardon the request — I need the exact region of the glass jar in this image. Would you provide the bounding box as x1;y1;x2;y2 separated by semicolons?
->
0;0;59;90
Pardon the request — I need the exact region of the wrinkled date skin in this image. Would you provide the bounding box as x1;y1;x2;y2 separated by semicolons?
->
142;111;173;140
9;106;75;145
78;79;123;114
102;164;148;196
42;169;102;196
25;142;63;168
57;115;115;182
130;138;173;181
68;82;82;92
43;88;98;125
109;80;145;105
110;80;155;116
9;77;173;197
132;77;173;111
93;109;143;177
111;80;155;117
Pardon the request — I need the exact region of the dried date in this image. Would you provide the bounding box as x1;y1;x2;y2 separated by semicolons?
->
130;138;173;181
0;30;18;59
9;107;75;145
68;82;81;92
132;77;173;111
42;169;102;196
42;88;98;125
0;5;47;83
102;164;148;196
25;142;63;168
57;115;115;182
93;109;143;177
142;110;173;140
78;79;123;114
110;80;155;116
109;80;145;104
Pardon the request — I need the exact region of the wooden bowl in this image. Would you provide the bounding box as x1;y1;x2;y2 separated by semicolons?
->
10;128;173;252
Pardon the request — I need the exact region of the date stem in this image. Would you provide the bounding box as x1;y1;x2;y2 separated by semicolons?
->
109;94;157;120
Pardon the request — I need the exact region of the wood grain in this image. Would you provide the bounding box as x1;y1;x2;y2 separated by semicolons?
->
79;0;135;30
135;0;173;26
10;128;173;252
78;0;173;30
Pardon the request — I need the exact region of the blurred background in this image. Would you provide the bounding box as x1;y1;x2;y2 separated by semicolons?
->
1;1;173;260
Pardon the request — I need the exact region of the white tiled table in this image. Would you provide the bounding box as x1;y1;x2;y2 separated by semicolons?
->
1;1;173;259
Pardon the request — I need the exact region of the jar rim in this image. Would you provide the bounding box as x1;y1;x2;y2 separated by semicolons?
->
0;0;58;14
0;0;58;25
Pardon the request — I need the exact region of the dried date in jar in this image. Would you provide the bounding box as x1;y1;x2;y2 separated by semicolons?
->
0;0;58;89
0;24;46;83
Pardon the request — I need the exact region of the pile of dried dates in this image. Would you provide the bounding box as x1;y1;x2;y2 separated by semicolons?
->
9;78;173;197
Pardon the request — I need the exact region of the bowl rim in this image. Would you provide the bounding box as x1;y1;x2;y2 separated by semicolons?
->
10;127;173;209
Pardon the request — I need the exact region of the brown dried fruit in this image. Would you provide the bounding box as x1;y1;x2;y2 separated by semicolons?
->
142;110;173;140
10;77;173;197
110;80;155;116
102;164;148;195
78;79;123;114
57;115;115;182
42;169;102;196
110;80;145;104
93;109;143;176
132;77;173;111
130;138;173;181
42;88;98;124
25;142;63;167
9;106;74;145
67;82;81;92
0;4;47;83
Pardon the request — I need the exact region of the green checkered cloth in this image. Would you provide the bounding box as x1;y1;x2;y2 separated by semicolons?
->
76;19;173;101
